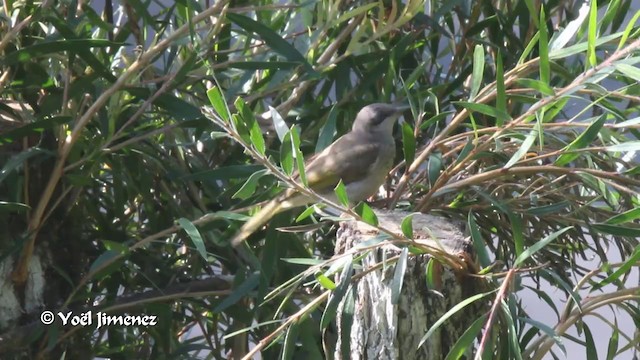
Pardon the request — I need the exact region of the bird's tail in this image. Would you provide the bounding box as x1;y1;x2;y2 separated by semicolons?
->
231;200;283;247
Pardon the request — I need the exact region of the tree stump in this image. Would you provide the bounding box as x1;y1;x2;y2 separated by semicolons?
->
331;210;485;360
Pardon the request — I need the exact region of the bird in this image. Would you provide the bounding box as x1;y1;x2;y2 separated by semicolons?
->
231;103;407;247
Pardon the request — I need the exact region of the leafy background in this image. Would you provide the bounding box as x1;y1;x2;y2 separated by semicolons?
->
0;0;639;359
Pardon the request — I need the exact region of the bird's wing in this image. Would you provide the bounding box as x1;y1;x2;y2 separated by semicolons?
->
302;134;382;193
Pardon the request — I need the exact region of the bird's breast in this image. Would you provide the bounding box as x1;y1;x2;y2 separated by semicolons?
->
343;142;395;201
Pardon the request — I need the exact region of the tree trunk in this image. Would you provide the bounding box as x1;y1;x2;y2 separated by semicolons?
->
331;210;485;360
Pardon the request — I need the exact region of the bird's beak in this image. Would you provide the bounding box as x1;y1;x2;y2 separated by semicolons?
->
393;104;412;112
393;104;411;124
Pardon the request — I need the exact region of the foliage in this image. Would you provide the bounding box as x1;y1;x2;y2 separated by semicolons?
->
0;0;639;359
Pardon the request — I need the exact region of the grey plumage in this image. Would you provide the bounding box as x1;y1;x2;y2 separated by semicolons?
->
231;103;405;247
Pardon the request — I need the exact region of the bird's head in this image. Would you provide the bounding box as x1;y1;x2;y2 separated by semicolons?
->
352;103;408;134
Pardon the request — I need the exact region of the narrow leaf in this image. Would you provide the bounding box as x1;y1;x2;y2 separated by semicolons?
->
514;227;572;267
233;169;269;200
316;107;338;152
391;247;408;304
270;106;289;143
418;290;497;348
587;0;598;68
226;13;312;71
495;50;506;126
178;218;208;261
334;180;349;207
455;101;510;124
321;256;353;329
400;213;415;239
214;272;260;313
555;114;606;166
354;203;378;226
445;314;488;360
401;121;416;166
539;6;550;84
470;45;485;100
206;87;230;122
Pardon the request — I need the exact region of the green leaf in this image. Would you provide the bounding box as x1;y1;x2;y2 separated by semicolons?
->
315;273;337;290
88;249;127;278
321;256;353;329
270;106;289;143
495;50;506;126
445;314;487;360
592;223;640;237
468;212;491;267
475;189;525;256
295;205;317;222
281;322;299;360
604;141;640;152
615;63;640;81
401;121;416;166
418;290;497;348
0;116;71;144
519;318;566;356
539;6;550;84
206;87;230;122
182;165;264;181
502;299;524;360
584;325;598;360
519;32;540;65
606;327;619;360
316;107;338;152
617;9;640;50
470;44;484;100
541;269;583;311
550;3;589;51
214;272;260;313
354;203;378;226
233;169;269;200
400;213;415;239
514;227;572;267
587;0;598;68
231;113;251;144
427;153;443;186
526;202;571;216
354;234;390;249
339;285;355;358
226;13;313;72
236;98;265;155
605;207;640;224
289;127;306;186
1;39;121;65
555;114;606;166
334;180;349;207
228;61;300;70
504;126;539;169
391;247;408;304
424;258;437;289
594;246;640;291
280;258;325;266
0;148;52;184
213;211;251;221
280;130;295;176
613;116;640;128
177;218;208;261
329;2;378;27
550;33;621;60
516;78;555;96
455;138;474;165
454;101;510;124
0;201;30;213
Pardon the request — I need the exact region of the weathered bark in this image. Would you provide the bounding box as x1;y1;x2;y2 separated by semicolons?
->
332;210;485;360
